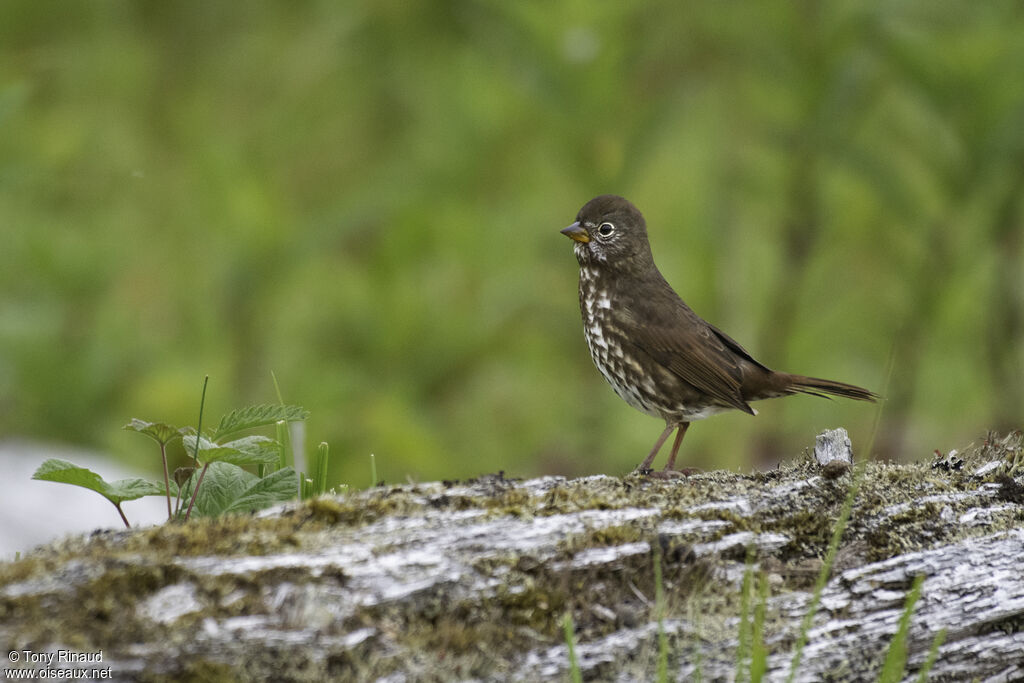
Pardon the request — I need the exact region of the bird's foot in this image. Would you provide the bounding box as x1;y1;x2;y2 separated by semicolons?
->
635;467;688;480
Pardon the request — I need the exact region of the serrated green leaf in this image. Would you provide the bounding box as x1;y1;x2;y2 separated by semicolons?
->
184;463;297;517
181;434;216;450
187;462;258;517
182;434;233;464
218;435;283;466
211;404;310;440
123;419;187;445
105;478;171;502
222;467;297;515
182;434;282;467
32;459;168;504
33;459;105;490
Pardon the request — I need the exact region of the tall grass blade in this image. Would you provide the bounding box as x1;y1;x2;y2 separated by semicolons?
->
915;628;946;683
178;375;209;517
315;441;329;495
785;460;866;682
563;612;582;683
654;544;669;683
785;349;893;681
879;574;925;683
276;420;290;470
736;548;755;682
750;571;769;682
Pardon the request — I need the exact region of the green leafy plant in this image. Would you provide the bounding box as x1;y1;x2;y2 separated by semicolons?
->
164;399;311;521
32;376;314;528
178;429;297;521
178;461;298;519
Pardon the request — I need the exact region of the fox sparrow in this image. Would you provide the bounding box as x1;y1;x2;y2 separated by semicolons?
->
561;195;878;474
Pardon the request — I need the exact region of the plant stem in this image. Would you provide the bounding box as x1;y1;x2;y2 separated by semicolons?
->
160;442;171;520
184;463;210;522
173;473;186;518
179;375;211;523
114;502;131;529
193;375;209;466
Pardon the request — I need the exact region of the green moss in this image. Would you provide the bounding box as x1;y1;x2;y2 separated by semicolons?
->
559;524;650;554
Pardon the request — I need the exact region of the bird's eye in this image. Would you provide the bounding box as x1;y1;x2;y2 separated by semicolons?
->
597;222;615;237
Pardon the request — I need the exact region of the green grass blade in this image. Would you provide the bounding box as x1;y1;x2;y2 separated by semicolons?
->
786;460;866;682
193;375;208;464
315;441;329;495
691;590;703;683
276;419;290;469
271;370;285;405
879;574;925;683
750;571;769;683
737;550;755;682
654;544;669;683
915;628;946;683
563;612;582;683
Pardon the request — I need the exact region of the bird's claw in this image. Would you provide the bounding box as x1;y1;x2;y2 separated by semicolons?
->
634;467;687;480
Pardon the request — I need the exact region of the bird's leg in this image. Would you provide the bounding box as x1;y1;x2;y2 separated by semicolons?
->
662;422;690;471
638;424;676;472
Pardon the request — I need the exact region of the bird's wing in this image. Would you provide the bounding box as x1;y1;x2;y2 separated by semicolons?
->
615;282;756;414
703;321;772;373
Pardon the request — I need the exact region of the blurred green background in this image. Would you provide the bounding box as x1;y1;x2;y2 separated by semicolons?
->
2;1;1022;487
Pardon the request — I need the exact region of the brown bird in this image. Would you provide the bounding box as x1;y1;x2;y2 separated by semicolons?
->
561;195;878;474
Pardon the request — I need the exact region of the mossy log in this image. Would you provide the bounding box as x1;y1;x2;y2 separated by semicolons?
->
1;431;1022;681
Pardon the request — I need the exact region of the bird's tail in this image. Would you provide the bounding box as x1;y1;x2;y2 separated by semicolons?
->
781;374;880;402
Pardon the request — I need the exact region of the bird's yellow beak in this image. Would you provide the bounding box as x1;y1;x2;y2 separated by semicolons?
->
560;222;590;243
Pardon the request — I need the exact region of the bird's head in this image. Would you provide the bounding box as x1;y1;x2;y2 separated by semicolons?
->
561;194;654;269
